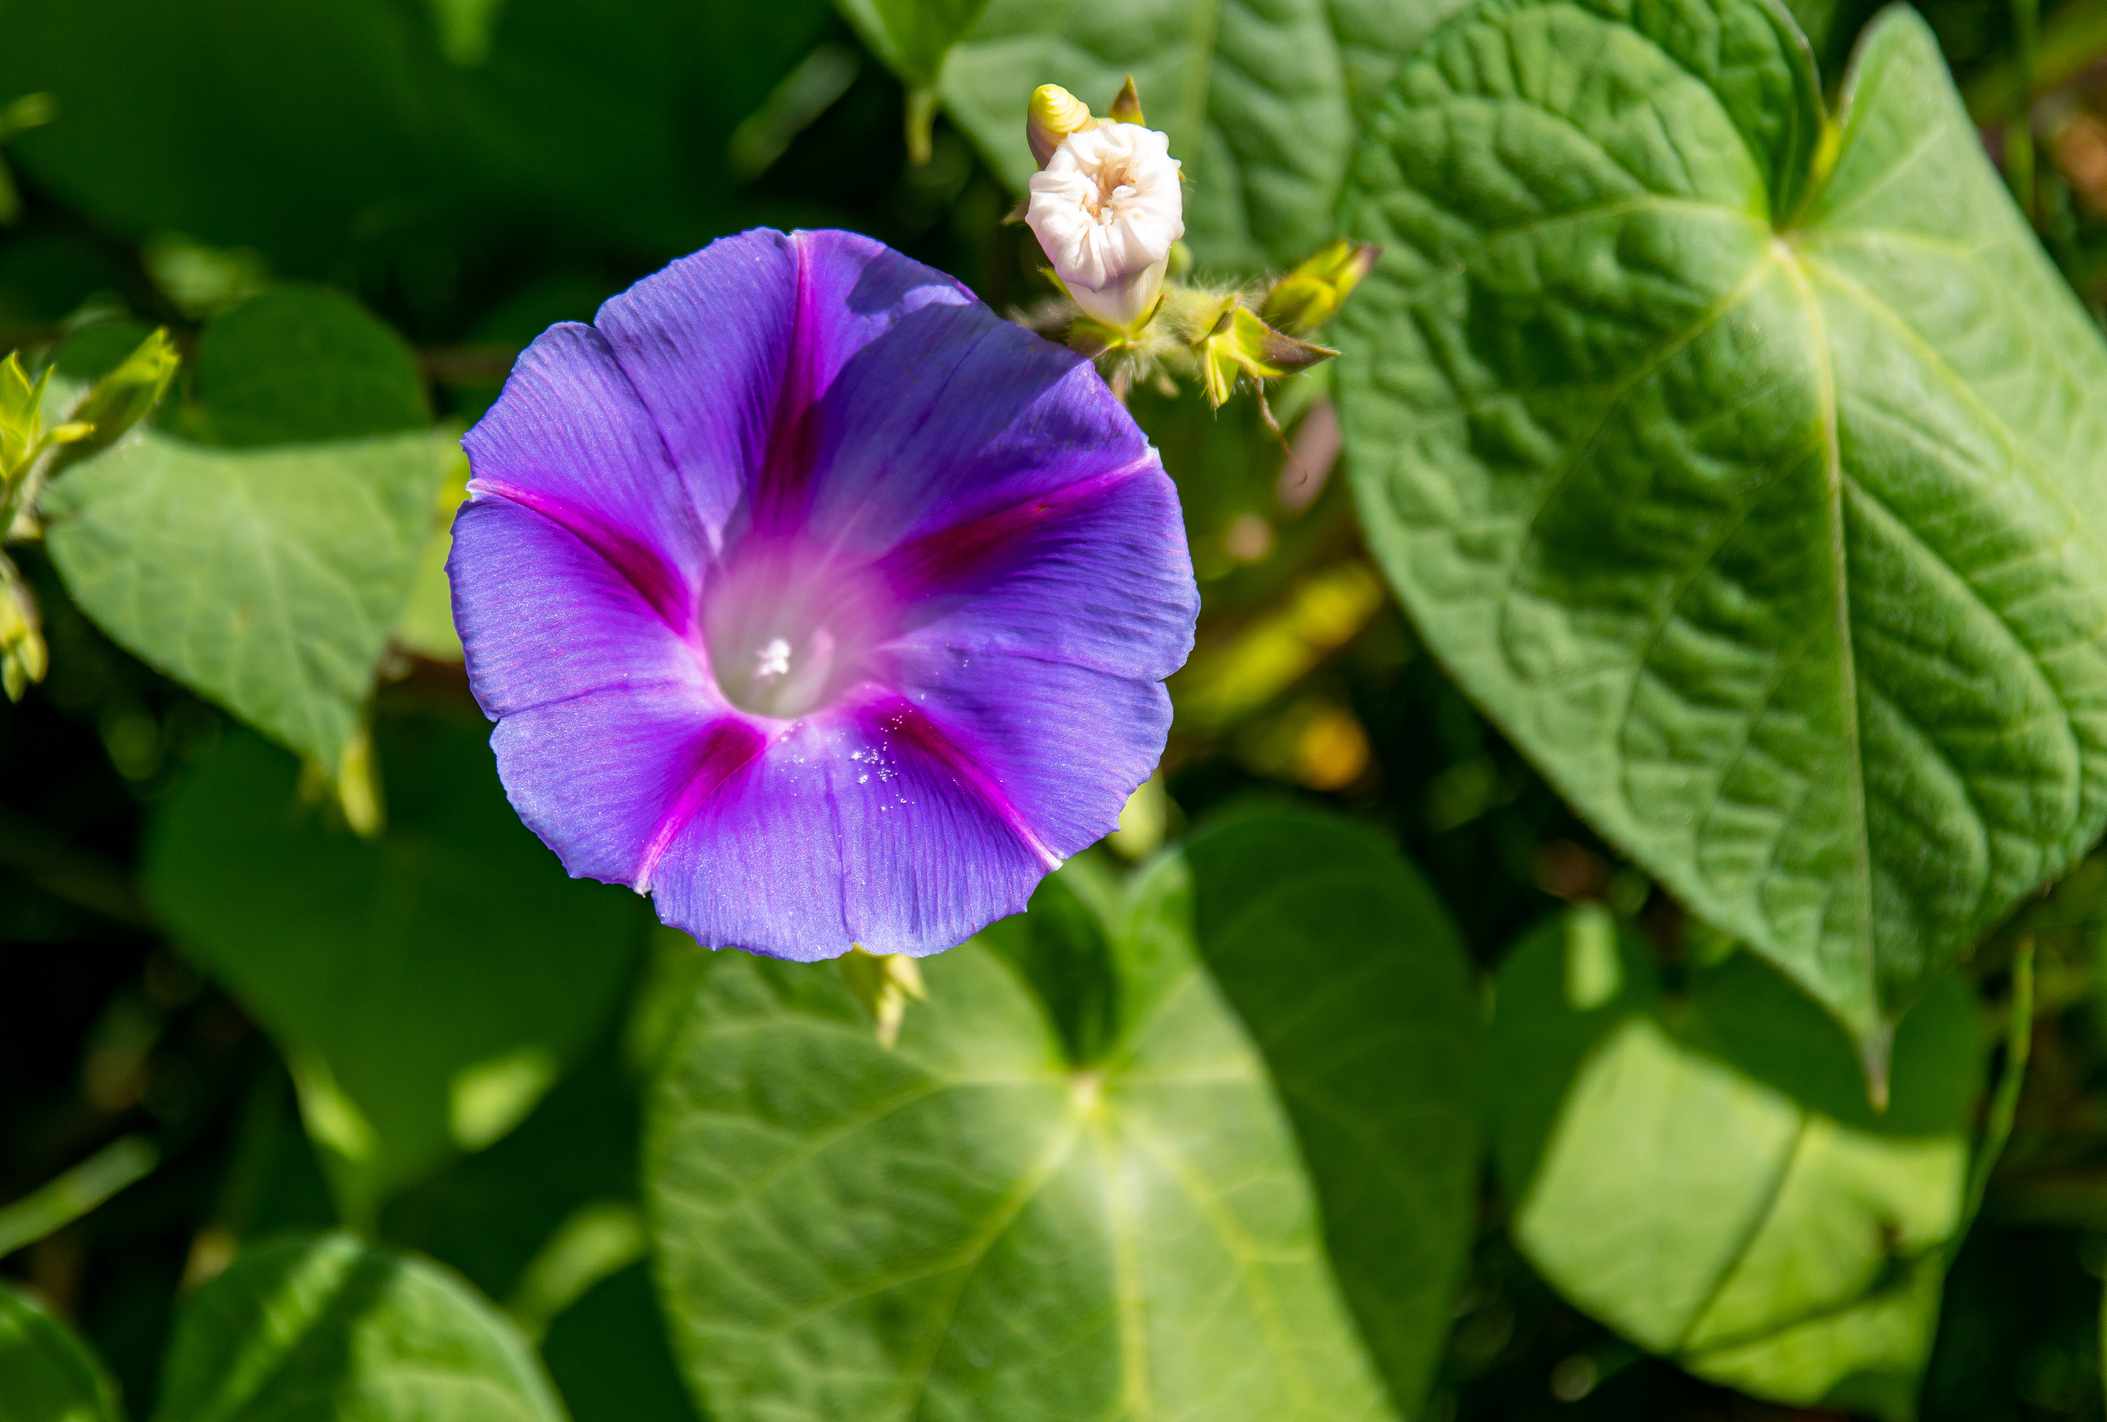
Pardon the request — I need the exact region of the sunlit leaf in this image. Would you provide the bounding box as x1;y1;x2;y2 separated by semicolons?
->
1490;909;1983;1418
645;811;1479;1420
152;1236;567;1422
0;0;832;275
40;289;441;765
1338;1;2107;1054
43;432;442;766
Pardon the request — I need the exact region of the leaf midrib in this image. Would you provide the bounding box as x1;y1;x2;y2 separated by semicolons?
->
1775;245;1877;1035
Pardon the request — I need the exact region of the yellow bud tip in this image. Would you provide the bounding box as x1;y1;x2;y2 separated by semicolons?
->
1027;84;1094;168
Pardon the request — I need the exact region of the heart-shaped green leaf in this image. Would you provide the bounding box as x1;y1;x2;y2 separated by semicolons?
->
41;288;441;766
1489;909;1983;1418
645;811;1479;1420
151;1236;567;1422
146;718;647;1219
1337;1;2107;1053
42;431;442;765
0;1285;122;1422
933;0;1475;272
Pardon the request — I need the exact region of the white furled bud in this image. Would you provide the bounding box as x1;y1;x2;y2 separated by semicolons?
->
1024;123;1184;331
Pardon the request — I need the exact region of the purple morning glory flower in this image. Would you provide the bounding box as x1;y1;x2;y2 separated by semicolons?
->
448;229;1197;960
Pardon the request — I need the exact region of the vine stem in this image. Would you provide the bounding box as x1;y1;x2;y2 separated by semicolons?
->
0;1136;159;1260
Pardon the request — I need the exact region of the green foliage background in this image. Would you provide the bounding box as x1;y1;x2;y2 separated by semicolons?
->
5;0;2107;1418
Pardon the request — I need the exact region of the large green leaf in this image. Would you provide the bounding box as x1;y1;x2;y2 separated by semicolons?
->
936;0;1473;272
0;1285;122;1422
152;1236;566;1422
41;432;441;766
1489;909;1983;1418
1337;1;2107;1052
40;288;441;765
145;718;648;1219
645;811;1479;1421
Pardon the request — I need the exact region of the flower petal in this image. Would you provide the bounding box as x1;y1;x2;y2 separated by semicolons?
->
490;684;764;890
594;229;973;543
644;706;1070;961
461;322;708;632
875;455;1198;681
448;499;707;719
867;648;1173;860
797;298;1160;562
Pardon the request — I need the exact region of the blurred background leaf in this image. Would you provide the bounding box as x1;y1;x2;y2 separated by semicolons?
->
186;287;427;447
0;1283;124;1422
144;716;648;1220
541;1263;704;1422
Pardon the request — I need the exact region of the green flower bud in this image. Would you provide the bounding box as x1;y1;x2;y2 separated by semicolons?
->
1260;239;1381;335
66;328;178;455
0;557;45;702
0;353;49;478
841;948;929;1049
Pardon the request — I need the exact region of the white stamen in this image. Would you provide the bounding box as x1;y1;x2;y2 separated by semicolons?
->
755;636;793;680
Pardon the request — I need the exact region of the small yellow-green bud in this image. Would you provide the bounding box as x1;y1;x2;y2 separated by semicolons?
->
67;328;178;454
1261;239;1381;334
0;353;47;476
841;948;929;1049
0;561;45;702
1027;84;1095;169
1197;301;1337;409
